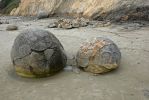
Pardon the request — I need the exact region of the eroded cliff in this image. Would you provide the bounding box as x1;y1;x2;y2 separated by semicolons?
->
10;0;149;21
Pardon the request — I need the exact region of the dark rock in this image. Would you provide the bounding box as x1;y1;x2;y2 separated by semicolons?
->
11;28;67;78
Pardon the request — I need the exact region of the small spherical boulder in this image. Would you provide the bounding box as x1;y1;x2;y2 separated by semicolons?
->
76;37;121;74
6;25;18;31
11;29;67;78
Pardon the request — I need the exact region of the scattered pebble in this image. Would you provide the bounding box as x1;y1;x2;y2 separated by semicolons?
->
48;23;57;28
6;25;18;31
48;17;90;29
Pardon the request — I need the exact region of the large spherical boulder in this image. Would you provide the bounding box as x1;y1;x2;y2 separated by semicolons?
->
11;29;67;78
76;37;121;74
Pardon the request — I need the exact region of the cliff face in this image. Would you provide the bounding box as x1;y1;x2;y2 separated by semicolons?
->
10;0;149;21
10;0;118;16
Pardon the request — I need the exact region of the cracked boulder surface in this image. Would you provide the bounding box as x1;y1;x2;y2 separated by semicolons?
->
76;37;121;74
11;28;67;78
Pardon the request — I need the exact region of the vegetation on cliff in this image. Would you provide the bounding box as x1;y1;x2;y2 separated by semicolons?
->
0;0;20;14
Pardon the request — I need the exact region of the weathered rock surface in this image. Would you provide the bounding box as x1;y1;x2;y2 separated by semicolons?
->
10;0;149;21
76;37;121;74
11;28;67;78
48;17;89;29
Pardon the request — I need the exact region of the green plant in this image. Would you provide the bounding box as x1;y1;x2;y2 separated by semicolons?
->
0;0;20;14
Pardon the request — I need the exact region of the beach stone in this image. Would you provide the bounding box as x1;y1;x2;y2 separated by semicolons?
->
76;37;121;74
6;25;18;31
11;28;67;78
